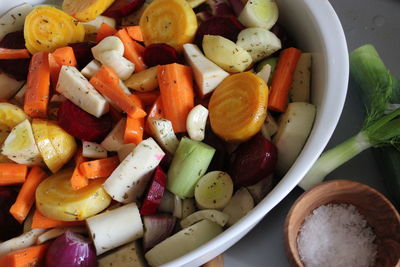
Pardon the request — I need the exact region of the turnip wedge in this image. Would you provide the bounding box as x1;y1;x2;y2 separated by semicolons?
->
299;44;400;190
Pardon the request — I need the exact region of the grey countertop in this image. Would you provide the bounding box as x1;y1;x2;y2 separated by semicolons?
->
224;0;400;266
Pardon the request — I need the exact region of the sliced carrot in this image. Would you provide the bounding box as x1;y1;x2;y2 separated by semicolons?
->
145;96;164;133
0;48;30;59
157;63;194;132
79;156;120;179
70;149;88;190
0;163;28;186
96;22;117;43
124;95;144;144
268;47;302;112
134;91;160;106
31;209;84;229
126;25;144;42
48;46;77;88
9;167;48;223
0;243;50;267
24;52;51;118
90;65;147;119
114;28;147;72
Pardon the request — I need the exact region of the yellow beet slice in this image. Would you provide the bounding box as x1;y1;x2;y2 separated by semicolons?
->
139;0;198;51
36;168;112;221
24;6;85;53
32;119;77;173
63;0;116;22
209;72;268;142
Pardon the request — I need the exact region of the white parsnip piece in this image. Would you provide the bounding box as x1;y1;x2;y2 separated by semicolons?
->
101;118;126;152
82;141;107;159
148;118;179;154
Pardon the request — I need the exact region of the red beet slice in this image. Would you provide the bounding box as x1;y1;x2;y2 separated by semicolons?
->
206;0;233;16
57;99;113;142
195;15;245;47
143;43;179;67
68;42;96;69
140;166;167;216
0;31;29;81
103;0;145;17
230;133;278;186
0;187;23;241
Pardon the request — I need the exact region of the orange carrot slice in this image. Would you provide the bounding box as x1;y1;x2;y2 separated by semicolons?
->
9;167;48;223
114;28;147;72
157;63;194;132
0;163;28;186
126;26;144;42
90;65;147;119
124;94;144;144
24;52;50;118
0;243;50;267
79;156;120;179
70;149;88;191
31;209;85;229
134;91;160;106
0;48;30;59
268;47;302;112
96;23;117;43
49;46;77;87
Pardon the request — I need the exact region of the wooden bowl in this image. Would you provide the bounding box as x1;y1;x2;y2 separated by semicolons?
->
284;180;400;267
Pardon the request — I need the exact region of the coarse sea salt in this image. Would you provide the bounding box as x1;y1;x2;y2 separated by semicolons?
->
297;203;377;267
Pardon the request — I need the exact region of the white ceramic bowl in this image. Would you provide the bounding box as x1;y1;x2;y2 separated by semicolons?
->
0;0;348;266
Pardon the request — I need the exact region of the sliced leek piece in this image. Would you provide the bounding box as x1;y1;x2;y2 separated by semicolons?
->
238;0;278;30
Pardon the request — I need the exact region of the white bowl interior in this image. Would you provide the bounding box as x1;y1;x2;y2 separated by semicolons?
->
0;0;348;266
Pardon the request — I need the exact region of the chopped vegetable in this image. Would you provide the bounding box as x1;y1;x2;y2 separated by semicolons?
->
180;209;229;228
57;99;112;142
36;226;87;244
31;209;85;229
46;231;97;267
103;0;146;18
202;35;252;73
70;149;89;191
82;141;107;159
90;65;146;119
167;137;215;198
0;48;30;59
86;203;143;255
0;229;45;257
194;171;233;210
236;27;281;62
182;198;196;218
49;46;77;87
222;187;254;226
98;241;147;267
126;25;144;42
79;156;120;179
35;169;111;221
273;102;316;176
62;0;115;22
288;53;312;102
143;43;179;67
145;220;223;266
238;0;278;30
114;28;147;72
24;6;85;53
142;215;176;251
268;47;302;112
32;119;77;173
140;166;167;216
157;63;195;133
81;60;101;79
103;137;165;203
147;118;179;155
101;118;126;152
139;0;198;51
209;72;268;142
0;163;27;186
96;23;118;43
23;51;50;118
124;95;144;145
0;243;49;267
230;133;277;186
91;36;124;59
125;66;158;92
1;119;42;165
83;15;116;36
183;43;229;97
9;167;47;223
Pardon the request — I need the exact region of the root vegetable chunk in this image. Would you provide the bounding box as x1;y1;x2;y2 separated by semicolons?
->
103;137;165;203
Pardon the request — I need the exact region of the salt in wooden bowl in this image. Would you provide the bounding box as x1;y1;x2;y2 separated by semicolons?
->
284;179;400;266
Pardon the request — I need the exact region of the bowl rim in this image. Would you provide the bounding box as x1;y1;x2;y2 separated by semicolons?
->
283;179;400;267
165;0;349;265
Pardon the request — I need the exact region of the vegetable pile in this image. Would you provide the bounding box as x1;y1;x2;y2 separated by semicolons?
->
0;0;316;266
